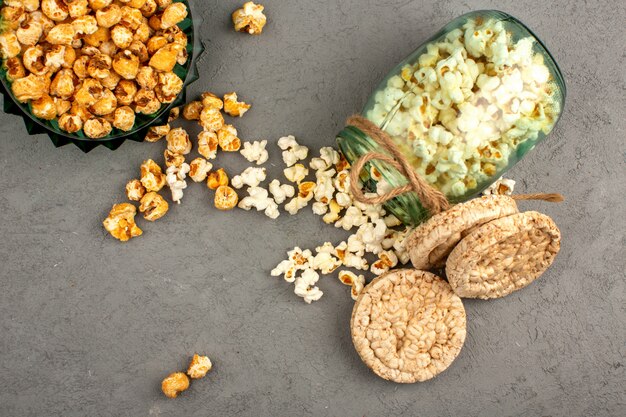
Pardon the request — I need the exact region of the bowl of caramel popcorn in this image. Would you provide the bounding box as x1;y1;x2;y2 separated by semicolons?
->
0;0;203;152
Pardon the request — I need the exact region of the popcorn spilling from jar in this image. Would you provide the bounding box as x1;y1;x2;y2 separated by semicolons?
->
365;17;559;199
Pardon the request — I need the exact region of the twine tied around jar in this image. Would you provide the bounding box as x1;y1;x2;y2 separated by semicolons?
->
345;115;564;215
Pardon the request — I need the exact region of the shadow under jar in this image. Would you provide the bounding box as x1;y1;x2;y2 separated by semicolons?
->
337;10;566;226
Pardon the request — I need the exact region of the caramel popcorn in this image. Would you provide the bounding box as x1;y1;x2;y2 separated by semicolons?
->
155;71;183;103
166;127;191;155
189;158;213;183
223;92;251;117
83;117;112;138
140;159;166;192
232;1;266;35
144;123;169;142
199;107;224;132
187;354;212;380
197;130;219;159
149;42;181;72
134;88;160;114
31;94;57;120
217;124;241;152
207;168;229;190
182;101;203;120
103;203;143;242
161;372;189;399
139;191;169;221
163;149;184;168
214;185;239;210
160;2;187;29
125;179;146;201
112;105;135;131
201;92;223;110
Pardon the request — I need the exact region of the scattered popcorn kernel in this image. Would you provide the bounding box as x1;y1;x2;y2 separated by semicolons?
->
187;354;212;380
189;157;212;182
83;117;112;138
231;167;266;189
322;199;341;224
144;123;169;142
271;247;312;282
338;270;366;300
217;124;241;152
350;275;366;300
311;250;341;274
126;179;146;201
278;135;308;167
240;140;268;165
163;149;185;168
214;185;238;210
103;203;142;242
198;130;219;160
238;186;273;212
284;182;314;215
168;106;180;122
139;191;168;221
199;107;225;132
182;101;203;120
310;147;340;171
166;163;189;204
268;179;294;204
140;159;166;192
283;163;308;184
201;92;223;110
207;168;229;190
483;177;516;196
161;372;189;399
166;127;191;155
294;268;323;304
223;91;251;117
370;250;398;275
160;2;187;29
232;1;266;35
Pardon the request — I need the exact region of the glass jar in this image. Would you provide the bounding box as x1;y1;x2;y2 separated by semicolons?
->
337;10;566;225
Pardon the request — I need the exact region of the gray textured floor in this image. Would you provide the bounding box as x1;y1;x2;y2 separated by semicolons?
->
1;1;625;416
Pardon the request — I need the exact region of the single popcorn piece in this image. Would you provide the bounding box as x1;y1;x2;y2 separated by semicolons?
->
283;163;308;184
139;191;169;221
223;92;251;117
140;159;166;192
198;130;219;160
182;101;203;120
268;179;295;204
125;179;146;201
214;185;239;210
310;250;341;275
187;354;212;380
294;268;323;304
217;124;241;152
231;167;266;189
163;149;185;169
309;147;340;171
270;247;312;283
335;206;368;231
238;186;272;211
483;177;516;196
207;168;229;190
322;199;341;224
188;158;213;183
338;270;366;301
103;203;143;242
232;1;266;35
356;219;388;255
284;181;315;215
166;163;190;204
161;372;189;399
199;106;225;132
166;127;192;155
201;92;224;110
240;140;268;165
278;135;308;167
370;250;399;276
160;2;188;29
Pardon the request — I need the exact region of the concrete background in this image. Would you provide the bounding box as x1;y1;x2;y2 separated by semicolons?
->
1;0;624;416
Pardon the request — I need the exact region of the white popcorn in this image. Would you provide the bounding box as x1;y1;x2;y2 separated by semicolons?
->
322;200;341;224
392;228;412;265
240;140;269;165
293;268;323;304
314;169;336;204
383;214;402;228
346;234;365;256
312;202;328;215
268;179;295;204
271;247;312;283
278;135;309;167
335;192;352;208
335;206;367;231
356;219;387;255
370;250;398;275
337;270;366;301
264;200;280;219
166;163;190;204
334;170;350;193
238;186;272;211
232;167;267;189
309;147;340;171
342;252;368;271
310;251;341;275
284;193;313;215
283;164;308;184
482;177;516;196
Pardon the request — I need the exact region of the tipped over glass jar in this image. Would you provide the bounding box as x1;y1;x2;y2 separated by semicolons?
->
337;10;566;225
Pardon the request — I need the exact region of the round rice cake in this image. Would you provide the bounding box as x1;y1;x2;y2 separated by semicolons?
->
446;211;561;299
350;269;466;383
406;195;519;270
